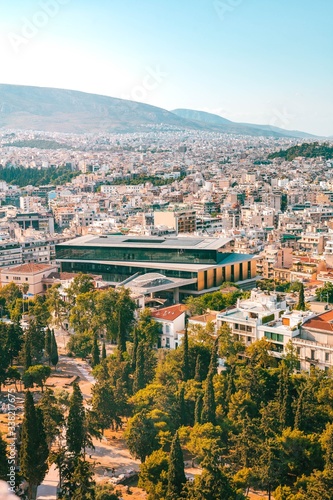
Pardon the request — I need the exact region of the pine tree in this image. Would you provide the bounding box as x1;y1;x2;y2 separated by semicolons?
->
181;327;190;382
44;327;52;365
91;335;100;368
50;330;59;369
201;373;216;425
167;432;186;500
295;283;306;311
66;382;85;456
194;354;202;382
20;391;49;500
194;393;203;425
133;341;146;393
101;341;107;360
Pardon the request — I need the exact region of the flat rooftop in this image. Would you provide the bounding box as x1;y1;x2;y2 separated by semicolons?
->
56;234;233;251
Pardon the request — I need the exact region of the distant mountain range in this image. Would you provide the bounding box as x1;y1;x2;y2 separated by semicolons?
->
0;84;320;138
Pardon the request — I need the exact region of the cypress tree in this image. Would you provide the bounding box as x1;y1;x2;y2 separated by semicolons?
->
194;354;202;382
0;433;7;481
178;384;187;426
167;432;186;500
181;327;190;382
201;373;216;425
66;382;85;456
91;335;100;368
133;341;145;393
324;423;333;471
44;327;52;365
208;338;218;377
131;327;138;371
101;341;107;360
20;391;49;500
50;330;59;369
295;283;306;311
276;362;292;430
194;393;203;425
294;386;305;430
24;336;32;371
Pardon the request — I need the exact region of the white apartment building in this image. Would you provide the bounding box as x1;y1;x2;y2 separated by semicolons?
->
0;241;23;268
151;304;187;349
217;289;314;361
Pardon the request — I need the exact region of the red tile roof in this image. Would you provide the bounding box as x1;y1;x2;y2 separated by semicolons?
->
3;263;56;274
151;304;187;321
303;309;333;332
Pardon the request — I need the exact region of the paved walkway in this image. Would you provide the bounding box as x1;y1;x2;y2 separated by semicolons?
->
37;465;58;500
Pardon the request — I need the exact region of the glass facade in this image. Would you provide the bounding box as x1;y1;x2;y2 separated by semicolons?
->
56;244;231;265
61;260;198;285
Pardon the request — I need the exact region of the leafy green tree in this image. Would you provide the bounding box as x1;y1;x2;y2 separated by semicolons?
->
67;332;94;358
29;295;51;328
69;291;98;335
315;282;333;303
187;448;240;500
91;381;118;434
20;391;49;500
23;365;51;392
167;432;186;500
66;273;95;306
321;422;333;471
125;410;159;462
45;283;68;328
66;381;85;456
0;282;22;315
139;449;169;500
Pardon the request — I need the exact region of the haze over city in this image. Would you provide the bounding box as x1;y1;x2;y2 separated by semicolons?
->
1;2;333;500
0;0;332;136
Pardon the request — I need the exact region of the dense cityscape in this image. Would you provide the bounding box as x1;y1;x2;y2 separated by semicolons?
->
1;0;333;499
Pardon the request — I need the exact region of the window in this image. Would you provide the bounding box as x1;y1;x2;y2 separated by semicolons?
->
165;324;170;334
297;347;301;355
325;352;330;362
311;350;315;360
166;337;170;348
265;331;284;343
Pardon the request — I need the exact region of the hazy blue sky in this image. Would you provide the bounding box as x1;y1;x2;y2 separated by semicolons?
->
0;0;332;135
